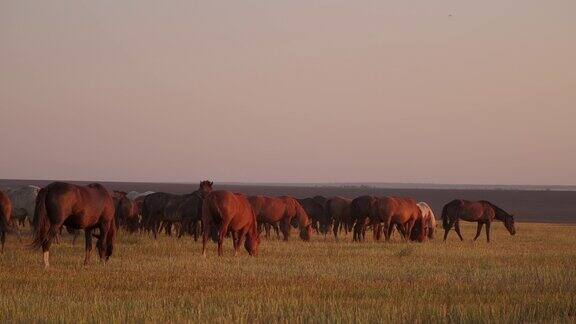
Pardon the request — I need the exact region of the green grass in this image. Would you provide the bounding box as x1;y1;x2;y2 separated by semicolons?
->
1;222;575;323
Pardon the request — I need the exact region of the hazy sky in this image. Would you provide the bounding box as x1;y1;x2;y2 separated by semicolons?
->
1;1;575;185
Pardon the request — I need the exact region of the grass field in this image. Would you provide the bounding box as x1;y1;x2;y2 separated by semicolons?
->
1;222;575;322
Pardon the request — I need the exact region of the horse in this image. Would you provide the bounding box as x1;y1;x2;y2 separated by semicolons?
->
112;191;140;233
350;195;377;241
201;191;260;256
416;202;437;239
442;199;516;243
298;196;330;236
249;195;313;241
0;190;14;253
325;196;352;240
369;197;424;242
31;182;116;268
7;185;40;227
141;181;212;239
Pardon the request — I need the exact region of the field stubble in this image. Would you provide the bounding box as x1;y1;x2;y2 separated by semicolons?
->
1;223;575;322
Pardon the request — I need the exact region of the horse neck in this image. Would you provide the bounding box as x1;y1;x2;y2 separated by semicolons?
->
491;206;508;222
295;205;311;227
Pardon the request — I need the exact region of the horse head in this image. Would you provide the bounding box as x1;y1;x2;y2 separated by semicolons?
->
198;180;214;198
504;213;516;235
244;231;260;256
299;223;313;241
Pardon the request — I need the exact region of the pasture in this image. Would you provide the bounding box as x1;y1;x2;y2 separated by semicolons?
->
1;222;575;322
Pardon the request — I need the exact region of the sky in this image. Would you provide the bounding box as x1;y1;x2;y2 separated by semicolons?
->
1;1;575;185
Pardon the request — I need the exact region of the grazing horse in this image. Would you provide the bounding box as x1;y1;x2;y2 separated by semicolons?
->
0;190;14;253
298;196;330;235
369;197;424;242
112;191;140;233
249;196;313;241
350;195;377;241
31;182;116;268
201;191;260;256
7;185;40;227
141;181;212;239
414;202;437;240
325;197;352;240
442;199;516;243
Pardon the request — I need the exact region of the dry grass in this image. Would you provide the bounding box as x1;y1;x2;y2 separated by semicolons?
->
1;222;575;323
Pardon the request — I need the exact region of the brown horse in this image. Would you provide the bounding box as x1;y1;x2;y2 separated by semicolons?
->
249;195;313;241
112;191;140;233
325;196;352;240
350;195;377;241
369;197;423;242
442;199;516;242
141;181;212;239
298;196;330;235
0;190;14;253
31;182;116;268
201;191;259;256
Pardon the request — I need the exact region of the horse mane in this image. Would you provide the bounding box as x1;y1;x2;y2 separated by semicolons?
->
480;200;511;219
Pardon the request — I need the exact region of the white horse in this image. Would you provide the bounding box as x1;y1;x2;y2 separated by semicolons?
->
126;191;154;200
417;202;437;239
7;185;40;227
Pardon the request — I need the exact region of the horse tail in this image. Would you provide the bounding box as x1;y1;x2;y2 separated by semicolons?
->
30;188;55;250
441;203;450;230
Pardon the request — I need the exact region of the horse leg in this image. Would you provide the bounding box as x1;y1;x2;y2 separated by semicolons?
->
454;221;464;241
201;221;210;257
42;243;51;269
193;221;201;242
443;220;455;242
165;222;172;236
264;223;271;239
333;219;340;241
235;229;248;256
373;223;381;241
218;221;231;256
473;222;484;241
178;219;187;239
273;223;280;239
280;218;291;241
231;231;240;256
152;220;160;240
84;229;93;266
485;221;491;243
382;222;391;242
405;219;416;241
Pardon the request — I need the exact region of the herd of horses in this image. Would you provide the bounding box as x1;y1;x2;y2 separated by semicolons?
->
0;181;517;268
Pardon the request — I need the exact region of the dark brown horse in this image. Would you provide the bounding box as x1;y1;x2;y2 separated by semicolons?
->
325;196;352;240
0;190;14;253
141;181;212;239
201;191;260;256
249;195;313;241
112;191;140;233
442;199;516;242
369;196;423;242
31;182;116;268
350;195;377;241
298;196;330;235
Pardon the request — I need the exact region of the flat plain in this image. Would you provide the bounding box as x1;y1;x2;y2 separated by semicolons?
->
1;222;575;322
